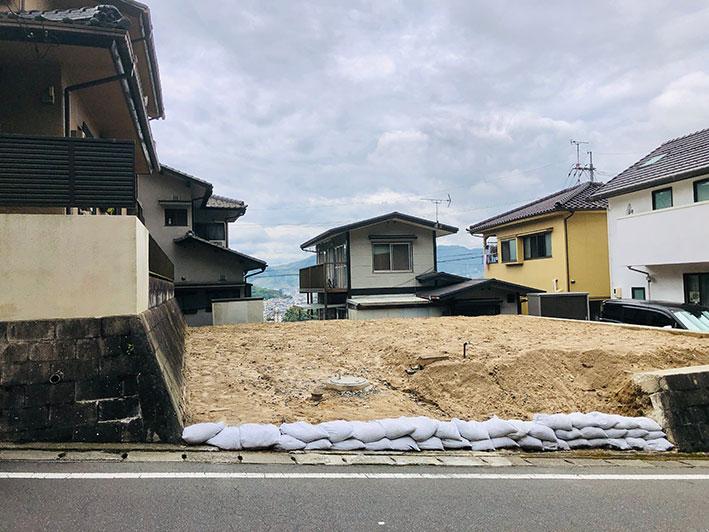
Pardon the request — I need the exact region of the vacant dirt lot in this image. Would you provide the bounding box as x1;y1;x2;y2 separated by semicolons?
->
184;316;709;424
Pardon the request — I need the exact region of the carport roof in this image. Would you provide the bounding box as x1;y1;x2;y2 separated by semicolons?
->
418;278;543;300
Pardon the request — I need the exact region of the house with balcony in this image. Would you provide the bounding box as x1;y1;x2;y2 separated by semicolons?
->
299;212;539;319
590;128;709;306
467;181;611;317
139;166;267;326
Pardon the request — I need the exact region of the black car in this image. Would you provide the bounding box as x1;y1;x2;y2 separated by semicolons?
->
600;299;709;332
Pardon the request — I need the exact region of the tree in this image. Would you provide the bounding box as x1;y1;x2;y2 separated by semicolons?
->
283;306;309;322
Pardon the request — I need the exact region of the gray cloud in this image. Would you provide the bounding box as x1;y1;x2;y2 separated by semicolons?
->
148;0;709;263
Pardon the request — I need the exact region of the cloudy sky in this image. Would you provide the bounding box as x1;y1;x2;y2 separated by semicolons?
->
149;0;709;265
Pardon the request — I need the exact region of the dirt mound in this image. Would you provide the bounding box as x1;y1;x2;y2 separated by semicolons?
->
184;315;709;424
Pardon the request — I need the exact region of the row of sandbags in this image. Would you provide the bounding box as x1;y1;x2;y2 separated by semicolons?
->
182;412;673;452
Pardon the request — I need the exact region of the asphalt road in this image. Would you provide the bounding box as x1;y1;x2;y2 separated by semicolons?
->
1;461;708;531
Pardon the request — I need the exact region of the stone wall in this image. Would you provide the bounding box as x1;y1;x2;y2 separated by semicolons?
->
634;365;709;452
0;299;185;443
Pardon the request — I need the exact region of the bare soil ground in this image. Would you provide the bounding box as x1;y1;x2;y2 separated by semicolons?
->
184;316;709;424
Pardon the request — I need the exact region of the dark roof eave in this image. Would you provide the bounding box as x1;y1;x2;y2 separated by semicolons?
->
174;233;267;271
419;278;544;300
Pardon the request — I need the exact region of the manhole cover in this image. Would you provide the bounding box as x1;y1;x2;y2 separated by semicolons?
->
325;375;369;392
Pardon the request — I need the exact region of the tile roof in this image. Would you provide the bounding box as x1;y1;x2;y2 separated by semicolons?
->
467;181;607;234
591;127;709;199
0;6;130;30
301;212;458;249
417;278;543;300
206;194;245;210
174;232;267;270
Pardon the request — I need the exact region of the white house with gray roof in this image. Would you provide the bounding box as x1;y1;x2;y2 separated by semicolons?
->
591;128;709;306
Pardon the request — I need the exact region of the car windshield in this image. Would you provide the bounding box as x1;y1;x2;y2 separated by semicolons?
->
672;309;709;332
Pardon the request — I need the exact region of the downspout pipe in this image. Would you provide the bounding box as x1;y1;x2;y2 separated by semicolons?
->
562;208;575;292
627;266;653;299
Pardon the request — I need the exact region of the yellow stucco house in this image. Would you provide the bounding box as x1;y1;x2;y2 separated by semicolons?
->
467;181;610;317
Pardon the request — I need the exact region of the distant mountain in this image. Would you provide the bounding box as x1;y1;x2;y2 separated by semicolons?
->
251;245;483;295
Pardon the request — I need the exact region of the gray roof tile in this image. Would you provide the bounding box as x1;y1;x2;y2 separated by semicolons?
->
0;6;130;29
592;127;709;199
206;194;245;210
468;181;607;234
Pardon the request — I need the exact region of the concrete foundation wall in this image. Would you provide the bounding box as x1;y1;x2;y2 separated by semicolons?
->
348;306;443;320
212;299;264;325
0;299;185;443
634;365;709;452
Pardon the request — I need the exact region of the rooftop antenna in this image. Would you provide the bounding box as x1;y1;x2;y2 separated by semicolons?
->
568;140;595;184
421;193;451;224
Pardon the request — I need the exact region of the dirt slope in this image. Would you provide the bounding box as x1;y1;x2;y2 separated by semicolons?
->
184;316;709;424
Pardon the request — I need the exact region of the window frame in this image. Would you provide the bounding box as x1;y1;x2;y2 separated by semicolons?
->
631;287;646;300
693;178;709;203
164;208;188;227
522;231;552;260
500;238;518;263
651;187;673;210
371;242;413;273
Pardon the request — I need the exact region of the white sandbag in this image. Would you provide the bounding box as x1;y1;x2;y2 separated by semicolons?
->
482;417;516;439
443;438;473;450
645;438;673;452
542;440;559;451
608;438;631;451
275;434;307;451
408;417;439;441
470;439;495;451
626;428;650;439
636;417;662;432
625;437;648;450
612;417;640;430
239;423;281;449
645;431;666;440
587;438;610;448
182;422;225;444
377;418;416;439
205;426;240;450
351;421;386;443
489;436;519;449
527;423;557;443
567;438;590;449
517;435;544;451
556;439;571;451
586;412;617;430
555;428;583;441
508;420;532;440
364;438;392;451
418;437;444;451
305;438;333;451
317;420;354;443
389;436;421;452
280;421;329;443
435;421;462;441
331;438;366;451
605;428;628;439
579;426;608;440
454;419;489;442
533;413;573;432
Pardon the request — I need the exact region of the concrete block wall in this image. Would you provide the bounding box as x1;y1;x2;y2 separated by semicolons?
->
0;299;185;443
634;365;709;452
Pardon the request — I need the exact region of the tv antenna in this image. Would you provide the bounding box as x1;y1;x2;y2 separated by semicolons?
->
567;139;596;184
421;193;451;223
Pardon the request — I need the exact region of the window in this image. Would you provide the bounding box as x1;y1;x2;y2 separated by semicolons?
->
622;307;675;328
684;272;709;306
164;208;188;226
522;232;552;260
372;242;411;272
694;178;709;203
652;187;673;210
194;223;226;241
500;238;517;263
631;287;646;300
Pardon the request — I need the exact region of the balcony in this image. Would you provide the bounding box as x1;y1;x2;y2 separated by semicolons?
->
613;201;709;267
0;134;136;209
299;262;348;293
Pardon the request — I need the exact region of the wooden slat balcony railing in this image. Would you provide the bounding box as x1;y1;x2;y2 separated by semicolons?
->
0;134;136;209
299;262;348;293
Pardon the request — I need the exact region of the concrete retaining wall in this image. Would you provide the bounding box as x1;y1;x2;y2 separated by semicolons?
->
634;365;709;452
0;299;185;443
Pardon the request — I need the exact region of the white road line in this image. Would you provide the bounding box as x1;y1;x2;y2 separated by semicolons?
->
0;472;707;480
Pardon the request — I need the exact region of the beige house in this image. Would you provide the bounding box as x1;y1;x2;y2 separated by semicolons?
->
299;212;539;320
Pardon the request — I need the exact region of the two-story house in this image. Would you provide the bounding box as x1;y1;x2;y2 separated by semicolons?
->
590;128;709;306
467;181;611;317
299;212;539;319
139;166;267;326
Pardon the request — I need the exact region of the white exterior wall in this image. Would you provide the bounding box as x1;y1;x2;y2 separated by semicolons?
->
607;174;709;302
349;221;436;290
0;214;149;321
348;306;443;320
213;299;265;325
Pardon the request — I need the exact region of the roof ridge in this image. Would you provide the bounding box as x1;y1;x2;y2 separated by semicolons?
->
657;126;709;149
